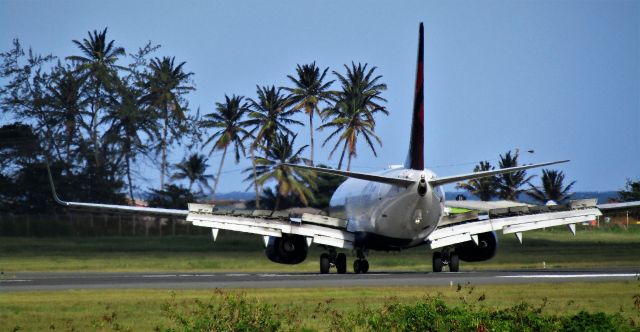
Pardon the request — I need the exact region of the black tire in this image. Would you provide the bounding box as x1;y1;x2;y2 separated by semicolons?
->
432;252;443;273
449;253;459;272
361;259;369;273
336;253;347;274
320;253;330;274
353;259;362;274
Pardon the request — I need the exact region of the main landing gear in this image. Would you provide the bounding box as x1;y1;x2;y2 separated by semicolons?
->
353;248;369;274
320;250;347;274
319;248;369;274
432;249;459;272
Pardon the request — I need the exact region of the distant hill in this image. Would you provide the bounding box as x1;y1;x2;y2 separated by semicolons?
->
213;190;619;204
212;191;255;200
446;191;619;204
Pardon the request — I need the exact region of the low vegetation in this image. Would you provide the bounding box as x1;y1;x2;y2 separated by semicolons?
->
2;282;639;331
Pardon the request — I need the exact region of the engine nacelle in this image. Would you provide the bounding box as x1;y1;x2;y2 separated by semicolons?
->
264;234;308;264
455;231;498;262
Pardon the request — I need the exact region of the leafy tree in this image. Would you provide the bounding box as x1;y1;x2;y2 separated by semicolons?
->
307;164;345;209
201;94;252;200
496;150;534;201
283;62;334;165
67;28;125;167
0;39;61;159
618;179;640;202
147;184;199;209
171;153;214;194
527;169;575;204
320;62;388;170
244;133;314;211
141;56;194;189
246;85;302;208
456;161;498;201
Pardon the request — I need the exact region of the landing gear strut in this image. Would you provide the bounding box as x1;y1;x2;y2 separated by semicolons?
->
432;248;459;272
353;248;369;274
320;250;347;274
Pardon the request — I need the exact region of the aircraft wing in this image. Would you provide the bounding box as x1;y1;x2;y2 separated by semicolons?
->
187;204;354;249
596;201;640;213
428;199;602;249
46;164;353;249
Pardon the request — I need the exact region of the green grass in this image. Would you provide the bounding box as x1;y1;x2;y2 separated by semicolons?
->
1;226;639;273
1;282;639;331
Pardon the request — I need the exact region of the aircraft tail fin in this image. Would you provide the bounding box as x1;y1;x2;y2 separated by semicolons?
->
404;22;425;170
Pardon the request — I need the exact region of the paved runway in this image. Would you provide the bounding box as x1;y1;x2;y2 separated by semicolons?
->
1;269;638;292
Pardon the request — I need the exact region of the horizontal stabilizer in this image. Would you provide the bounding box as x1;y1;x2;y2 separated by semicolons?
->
429;160;569;187
283;164;415;187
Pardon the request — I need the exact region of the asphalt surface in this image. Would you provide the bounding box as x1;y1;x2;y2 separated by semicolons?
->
1;269;638;292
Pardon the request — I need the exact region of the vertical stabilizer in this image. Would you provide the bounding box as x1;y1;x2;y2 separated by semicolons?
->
404;22;425;170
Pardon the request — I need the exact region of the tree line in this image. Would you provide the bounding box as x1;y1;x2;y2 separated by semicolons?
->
456;150;640;204
0;28;386;212
1;28;637;213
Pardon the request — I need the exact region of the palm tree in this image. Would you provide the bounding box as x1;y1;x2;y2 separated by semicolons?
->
244;133;314;211
496;150;534;201
246;85;302;208
141;56;194;189
200;94;252;200
67;28;125;167
319;63;388;170
527;169;576;204
171;153;214;194
283;62;334;165
456;161;498;201
618;179;640;202
102;78;158;201
47;66;88;163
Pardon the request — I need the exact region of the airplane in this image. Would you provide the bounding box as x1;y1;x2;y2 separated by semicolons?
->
46;22;637;274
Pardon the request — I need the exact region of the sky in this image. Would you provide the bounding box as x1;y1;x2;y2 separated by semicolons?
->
1;0;638;194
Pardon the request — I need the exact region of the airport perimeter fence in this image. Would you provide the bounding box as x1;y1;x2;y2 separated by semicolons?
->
0;212;207;237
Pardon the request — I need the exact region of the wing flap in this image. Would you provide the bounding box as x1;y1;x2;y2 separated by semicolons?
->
188;209;355;250
428;207;601;249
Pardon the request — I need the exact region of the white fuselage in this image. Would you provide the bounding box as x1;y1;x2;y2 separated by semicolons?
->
329;168;444;249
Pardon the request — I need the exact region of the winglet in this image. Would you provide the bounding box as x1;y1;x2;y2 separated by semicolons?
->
45;161;69;206
404;22;425;171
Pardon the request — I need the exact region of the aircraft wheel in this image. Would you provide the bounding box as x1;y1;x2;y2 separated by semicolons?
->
353;259;362;274
361;259;369;273
320;253;330;274
336;253;347;274
432;252;443;273
449;253;459;272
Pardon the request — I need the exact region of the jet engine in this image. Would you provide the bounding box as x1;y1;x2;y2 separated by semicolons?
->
264;234;308;264
455;231;498;262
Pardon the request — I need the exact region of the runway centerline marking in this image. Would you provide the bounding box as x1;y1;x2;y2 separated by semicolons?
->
498;273;638;279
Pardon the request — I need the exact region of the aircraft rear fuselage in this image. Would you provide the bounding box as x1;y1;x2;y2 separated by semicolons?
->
329;167;444;249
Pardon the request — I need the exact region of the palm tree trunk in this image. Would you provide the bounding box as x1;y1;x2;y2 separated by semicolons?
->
126;154;134;203
347;152;353;171
274;192;281;212
309;112;314;166
91;83;101;167
160;109;168;189
251;148;260;209
212;145;228;201
337;140;348;170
